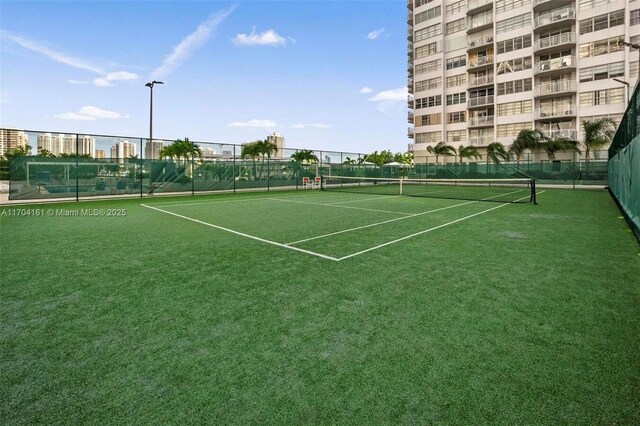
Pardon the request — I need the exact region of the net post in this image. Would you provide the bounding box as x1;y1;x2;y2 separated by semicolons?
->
531;179;537;205
400;176;403;196
320;175;325;191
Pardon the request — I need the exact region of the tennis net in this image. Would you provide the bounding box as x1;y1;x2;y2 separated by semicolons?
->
321;176;537;204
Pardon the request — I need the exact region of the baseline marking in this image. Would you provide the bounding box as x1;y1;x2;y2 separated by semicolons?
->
140;204;340;261
336;191;545;261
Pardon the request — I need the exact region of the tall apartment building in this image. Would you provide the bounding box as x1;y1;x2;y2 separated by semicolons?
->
145;139;164;160
0;128;29;157
110;139;137;163
266;132;286;158
407;0;640;163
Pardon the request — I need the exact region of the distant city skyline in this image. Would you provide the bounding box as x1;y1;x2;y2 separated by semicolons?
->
0;1;410;154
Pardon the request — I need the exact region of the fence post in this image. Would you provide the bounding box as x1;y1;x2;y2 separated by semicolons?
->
233;145;236;193
140;138;144;198
75;134;79;202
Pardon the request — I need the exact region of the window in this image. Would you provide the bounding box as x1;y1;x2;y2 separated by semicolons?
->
497;78;532;95
579;36;624;58
497;56;532;74
446;18;466;35
580;88;625;106
415;0;436;7
579;10;625;34
446;0;465;16
497;100;533;116
415;59;441;76
631;61;639;79
631;9;640;26
579;62;624;82
446;73;466;88
416;42;442;58
497;122;532;137
579;0;616;10
496;13;531;34
447;130;466;143
415;6;441;25
415;131;442;144
446;92;466;105
448;111;466;124
416;113;442;126
415;95;442;108
446;54;466;69
415;23;442;42
495;0;531;14
415;77;442;92
496;35;532;54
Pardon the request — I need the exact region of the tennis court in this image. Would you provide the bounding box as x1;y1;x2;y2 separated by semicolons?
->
2;185;639;424
141;179;539;261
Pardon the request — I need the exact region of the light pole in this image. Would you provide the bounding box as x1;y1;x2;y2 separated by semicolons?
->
613;78;630;105
145;80;164;147
619;40;640;87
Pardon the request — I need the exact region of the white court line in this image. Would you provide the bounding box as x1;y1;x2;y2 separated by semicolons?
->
326;195;401;205
267;197;412;216
285;189;525;246
148;192;322;209
336;191;545;261
140;204;340;261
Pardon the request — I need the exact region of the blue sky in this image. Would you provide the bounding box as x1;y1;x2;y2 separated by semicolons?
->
0;0;409;155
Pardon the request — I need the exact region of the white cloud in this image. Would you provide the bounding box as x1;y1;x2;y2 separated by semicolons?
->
367;28;385;40
228;119;277;128
234;28;292;46
290;123;332;129
150;6;236;79
1;30;104;74
68;79;89;85
54;106;130;121
368;87;407;103
93;71;138;87
359;87;373;94
368;87;408;114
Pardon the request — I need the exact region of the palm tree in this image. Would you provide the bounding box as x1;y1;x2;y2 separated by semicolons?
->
539;138;581;161
289;150;319;182
581;118;616;160
255;139;278;180
6;144;32;157
241;141;262;180
486;142;508;165
457;145;481;163
426;142;456;164
37;148;56;157
509;129;547;164
342;157;356;165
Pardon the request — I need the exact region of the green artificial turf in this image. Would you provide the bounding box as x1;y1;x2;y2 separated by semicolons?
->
1;188;639;424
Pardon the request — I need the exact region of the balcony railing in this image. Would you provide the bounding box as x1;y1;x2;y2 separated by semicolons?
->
468;95;494;107
469;136;494;146
408;112;414;124
467;0;492;12
468;55;494;68
408;128;415;139
534;56;575;74
540;129;578;140
468;115;494;127
534;32;575;51
408;143;415;152
534;80;576;96
408;95;414;108
535;8;575;29
407;0;413;11
407;29;413;41
535;105;577;119
468;75;494;87
468;35;494;49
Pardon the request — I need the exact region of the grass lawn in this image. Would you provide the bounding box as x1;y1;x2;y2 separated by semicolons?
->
1;188;639;424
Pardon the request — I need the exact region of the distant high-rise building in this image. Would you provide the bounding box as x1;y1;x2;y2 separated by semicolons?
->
266;132;286;157
406;0;639;163
144;139;164;160
95;150;106;159
111;139;137;163
37;133;64;156
0;128;29;157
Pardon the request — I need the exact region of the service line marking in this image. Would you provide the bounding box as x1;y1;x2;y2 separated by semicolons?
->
267;197;413;216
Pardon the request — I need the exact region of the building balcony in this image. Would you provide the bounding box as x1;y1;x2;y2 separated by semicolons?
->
468;115;494;127
408;127;415;139
408;142;415;152
467;35;494;51
408;94;414;108
540;129;578;140
534;56;575;75
466;0;493;15
534;8;576;32
407;29;413;42
407;0;413;11
534;80;576;97
535;105;577;120
468;95;494;108
469;136;494;146
533;0;572;12
408;112;414;124
407;12;413;24
534;32;576;54
467;15;493;34
467;55;494;70
468;74;494;88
